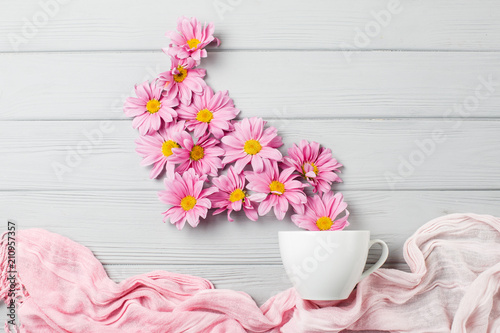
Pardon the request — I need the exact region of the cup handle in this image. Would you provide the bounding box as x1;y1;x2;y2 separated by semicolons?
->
357;239;389;283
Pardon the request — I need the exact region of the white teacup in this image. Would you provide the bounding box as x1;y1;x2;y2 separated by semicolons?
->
279;230;389;300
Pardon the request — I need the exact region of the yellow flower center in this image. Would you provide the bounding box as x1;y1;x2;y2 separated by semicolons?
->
180;195;197;211
190;145;204;161
302;162;319;176
161;140;180;157
196;109;214;123
229;188;246;202
269;180;285;195
173;65;188;83
187;38;201;49
316;216;333;231
146;99;161;114
243;140;262;155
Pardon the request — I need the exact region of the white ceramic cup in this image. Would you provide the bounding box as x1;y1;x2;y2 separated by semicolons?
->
279;230;389;300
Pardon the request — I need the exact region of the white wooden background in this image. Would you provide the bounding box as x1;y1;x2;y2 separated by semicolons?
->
1;0;500;327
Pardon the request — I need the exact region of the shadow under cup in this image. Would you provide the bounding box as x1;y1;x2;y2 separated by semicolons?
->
279;230;389;301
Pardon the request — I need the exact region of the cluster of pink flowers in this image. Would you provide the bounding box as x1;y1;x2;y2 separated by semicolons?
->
124;17;349;231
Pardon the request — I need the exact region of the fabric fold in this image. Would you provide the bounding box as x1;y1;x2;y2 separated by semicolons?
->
1;213;500;332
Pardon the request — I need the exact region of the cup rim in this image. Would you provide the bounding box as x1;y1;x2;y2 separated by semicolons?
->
278;230;370;235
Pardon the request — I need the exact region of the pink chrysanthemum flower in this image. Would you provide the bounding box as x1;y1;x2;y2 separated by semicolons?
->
291;191;349;231
210;166;258;222
177;87;240;139
169;132;224;177
157;57;206;105
124;81;178;135
221;117;283;173
246;161;307;220
135;121;187;179
166;17;220;64
159;168;218;230
283;140;343;193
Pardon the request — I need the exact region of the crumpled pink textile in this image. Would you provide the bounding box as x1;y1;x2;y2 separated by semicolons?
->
1;213;500;332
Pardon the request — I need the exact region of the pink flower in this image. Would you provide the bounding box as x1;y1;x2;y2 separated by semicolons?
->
157;57;206;105
291;191;349;231
169;132;224;177
246;161;307;220
124;81;178;135
177;87;239;139
159;168;218;230
135;121;187;179
283;140;342;193
221;117;283;173
166;17;220;64
210;166;258;222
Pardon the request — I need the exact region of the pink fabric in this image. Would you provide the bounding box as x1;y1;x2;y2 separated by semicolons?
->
1;213;500;332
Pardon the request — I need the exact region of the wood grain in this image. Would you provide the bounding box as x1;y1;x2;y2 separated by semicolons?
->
1;51;500;120
2;0;500;323
3;190;500;265
1;119;499;190
1;0;500;52
105;264;292;307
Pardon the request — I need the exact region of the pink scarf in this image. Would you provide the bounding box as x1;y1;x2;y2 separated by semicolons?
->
1;213;499;332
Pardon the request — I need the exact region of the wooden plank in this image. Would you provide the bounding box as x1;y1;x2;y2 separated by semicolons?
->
105;264;291;307
104;263;410;307
1;119;500;190
1;0;500;52
3;190;500;265
1;51;500;120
